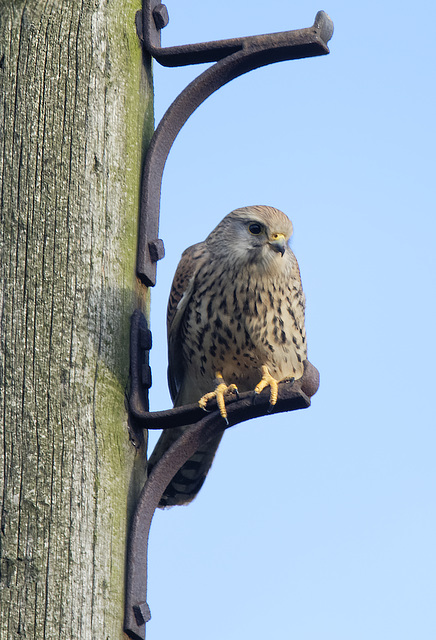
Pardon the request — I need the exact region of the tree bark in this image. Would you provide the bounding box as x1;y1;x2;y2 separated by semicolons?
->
0;1;152;637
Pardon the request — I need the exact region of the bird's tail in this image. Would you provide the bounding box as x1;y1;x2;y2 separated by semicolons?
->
147;426;223;507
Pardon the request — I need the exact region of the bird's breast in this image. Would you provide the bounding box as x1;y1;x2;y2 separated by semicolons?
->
180;264;306;397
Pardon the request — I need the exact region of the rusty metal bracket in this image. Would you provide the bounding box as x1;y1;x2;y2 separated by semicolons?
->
125;369;319;639
126;5;333;637
135;0;333;286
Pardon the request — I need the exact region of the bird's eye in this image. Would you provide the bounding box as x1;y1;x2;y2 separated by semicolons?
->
248;223;262;235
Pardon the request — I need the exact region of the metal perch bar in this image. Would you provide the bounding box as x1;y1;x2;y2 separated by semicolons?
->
124;361;319;639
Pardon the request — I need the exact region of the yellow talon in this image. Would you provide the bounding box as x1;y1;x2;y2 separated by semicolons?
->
198;372;239;421
254;365;279;406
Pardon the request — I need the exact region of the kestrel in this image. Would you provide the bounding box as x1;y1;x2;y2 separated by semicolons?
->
148;206;307;507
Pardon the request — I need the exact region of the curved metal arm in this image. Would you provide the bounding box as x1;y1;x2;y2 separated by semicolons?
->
124;360;319;639
136;1;334;285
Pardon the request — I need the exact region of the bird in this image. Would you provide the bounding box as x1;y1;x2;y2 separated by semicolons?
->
147;205;307;507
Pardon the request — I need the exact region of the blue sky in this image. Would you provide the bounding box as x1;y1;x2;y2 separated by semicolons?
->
145;1;436;638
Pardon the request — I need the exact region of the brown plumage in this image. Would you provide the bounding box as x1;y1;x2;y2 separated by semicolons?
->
148;205;307;507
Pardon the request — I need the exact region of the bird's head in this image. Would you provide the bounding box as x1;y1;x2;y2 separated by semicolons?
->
206;205;294;271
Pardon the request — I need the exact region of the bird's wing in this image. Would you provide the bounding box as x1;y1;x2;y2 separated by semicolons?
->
167;241;208;404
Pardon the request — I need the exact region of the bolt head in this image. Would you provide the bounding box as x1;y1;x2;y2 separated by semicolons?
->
148;238;165;263
153;4;169;30
139;326;152;351
141;364;152;389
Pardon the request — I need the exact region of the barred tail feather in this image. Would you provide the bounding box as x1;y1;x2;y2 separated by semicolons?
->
147;429;223;507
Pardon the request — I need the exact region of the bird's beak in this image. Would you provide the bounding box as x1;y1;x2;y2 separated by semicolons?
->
268;233;287;257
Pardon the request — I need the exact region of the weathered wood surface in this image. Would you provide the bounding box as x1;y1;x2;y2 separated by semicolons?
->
0;1;152;637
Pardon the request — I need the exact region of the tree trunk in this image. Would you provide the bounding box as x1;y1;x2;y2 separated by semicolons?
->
0;1;152;637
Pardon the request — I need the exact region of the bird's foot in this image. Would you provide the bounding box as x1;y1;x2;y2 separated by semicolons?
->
198;372;239;424
254;365;282;412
